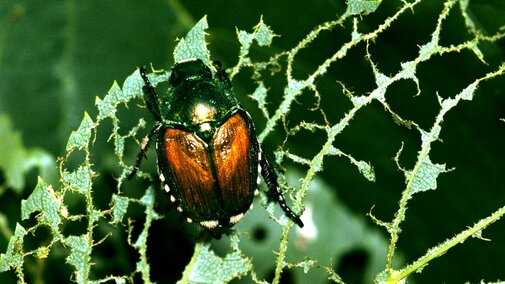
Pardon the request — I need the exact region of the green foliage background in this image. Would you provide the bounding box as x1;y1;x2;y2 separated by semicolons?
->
0;0;504;283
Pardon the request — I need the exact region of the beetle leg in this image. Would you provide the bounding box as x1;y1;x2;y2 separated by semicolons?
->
139;66;162;121
128;122;162;180
259;146;304;228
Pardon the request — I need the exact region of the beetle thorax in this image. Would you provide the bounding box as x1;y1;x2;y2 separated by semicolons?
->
192;102;217;142
192;102;217;125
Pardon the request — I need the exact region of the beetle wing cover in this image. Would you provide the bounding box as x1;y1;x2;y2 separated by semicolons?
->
163;129;217;219
161;112;257;223
212;113;257;214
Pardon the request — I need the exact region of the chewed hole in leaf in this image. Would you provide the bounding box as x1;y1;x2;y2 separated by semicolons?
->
252;225;268;243
335;249;369;284
265;267;295;283
23;225;52;252
60;217;88;237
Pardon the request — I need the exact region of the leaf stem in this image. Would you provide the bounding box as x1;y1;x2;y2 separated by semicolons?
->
272;224;291;284
388;205;505;283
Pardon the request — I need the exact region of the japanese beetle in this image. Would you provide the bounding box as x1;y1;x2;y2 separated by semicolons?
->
129;58;303;234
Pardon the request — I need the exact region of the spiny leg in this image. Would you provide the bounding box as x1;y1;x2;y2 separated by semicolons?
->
128;123;162;180
259;146;304;228
129;66;163;179
139;66;162;121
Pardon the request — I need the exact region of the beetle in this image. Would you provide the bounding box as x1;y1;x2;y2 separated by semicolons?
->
129;58;303;235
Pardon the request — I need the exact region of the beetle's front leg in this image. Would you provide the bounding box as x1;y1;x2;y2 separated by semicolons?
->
139;66;162;121
259;146;304;228
128;122;162;180
213;60;232;89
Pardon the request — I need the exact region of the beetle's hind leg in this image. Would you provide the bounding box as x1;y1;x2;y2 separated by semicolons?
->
128;122;162;180
259;147;304;228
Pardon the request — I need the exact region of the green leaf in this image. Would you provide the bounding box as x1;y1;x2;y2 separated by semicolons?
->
61;165;93;195
0;223;26;273
0;115;55;194
237;30;254;51
405;156;447;194
20;177;62;235
111;194;129;225
121;70;145;102
250;82;270;118
355;160;376;182
96;82;123;121
231;17;278;78
344;0;382;16
65;234;90;284
66;112;94;152
325;146;376;182
181;244;252;284
133;188;156;245
253;19;276;46
173;16;211;65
